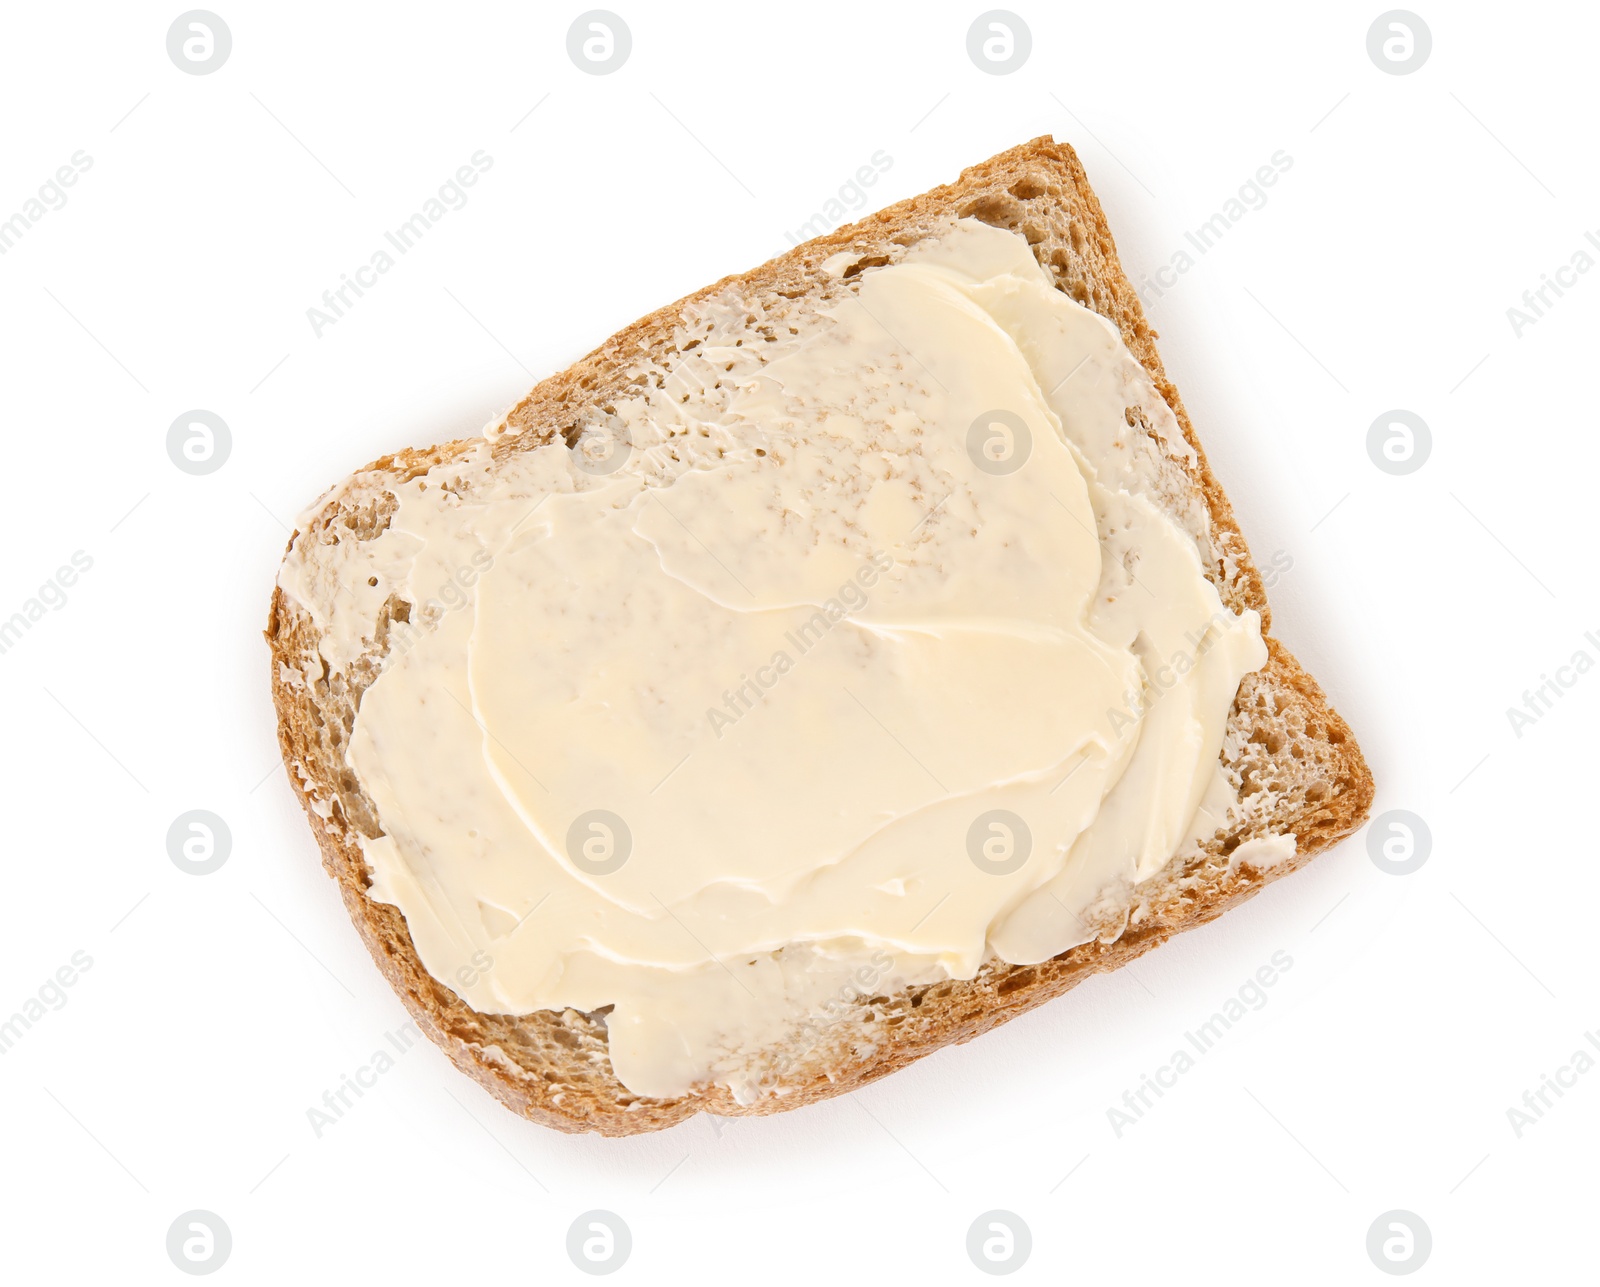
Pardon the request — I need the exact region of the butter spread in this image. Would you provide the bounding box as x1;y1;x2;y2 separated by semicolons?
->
279;219;1270;1100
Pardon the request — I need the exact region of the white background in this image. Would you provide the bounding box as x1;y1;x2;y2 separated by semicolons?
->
1;1;1594;1281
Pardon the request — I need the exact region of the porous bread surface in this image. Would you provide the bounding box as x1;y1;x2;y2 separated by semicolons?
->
267;136;1373;1136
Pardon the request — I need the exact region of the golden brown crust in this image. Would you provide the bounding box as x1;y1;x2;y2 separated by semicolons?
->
266;136;1372;1136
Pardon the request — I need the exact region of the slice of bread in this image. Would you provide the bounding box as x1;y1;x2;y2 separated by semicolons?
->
267;136;1373;1136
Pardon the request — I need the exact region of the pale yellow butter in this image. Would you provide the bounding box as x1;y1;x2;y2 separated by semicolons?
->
280;220;1270;1099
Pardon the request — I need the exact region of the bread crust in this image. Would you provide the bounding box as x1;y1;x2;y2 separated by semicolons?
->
266;136;1373;1136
